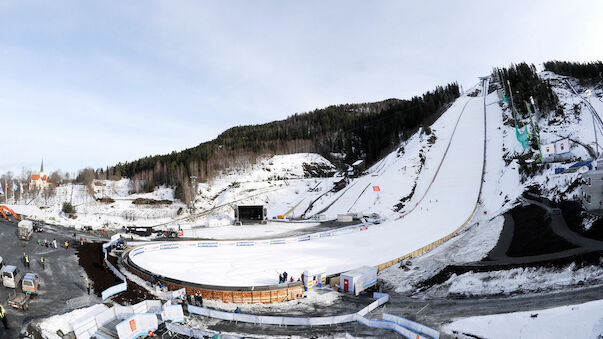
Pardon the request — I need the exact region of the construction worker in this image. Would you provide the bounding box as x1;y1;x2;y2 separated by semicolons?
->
40;257;45;270
64;240;69;250
25;255;30;269
0;304;8;329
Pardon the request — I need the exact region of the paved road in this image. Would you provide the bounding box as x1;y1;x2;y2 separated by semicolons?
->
0;218;99;338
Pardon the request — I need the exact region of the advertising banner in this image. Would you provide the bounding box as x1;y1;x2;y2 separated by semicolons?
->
115;313;158;339
161;304;184;323
172;288;186;300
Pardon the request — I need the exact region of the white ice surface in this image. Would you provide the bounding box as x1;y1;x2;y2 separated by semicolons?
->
130;88;489;287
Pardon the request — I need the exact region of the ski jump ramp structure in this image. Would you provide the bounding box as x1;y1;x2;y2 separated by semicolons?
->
125;79;490;302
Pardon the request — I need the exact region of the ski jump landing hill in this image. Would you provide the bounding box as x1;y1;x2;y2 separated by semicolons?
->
124;78;491;303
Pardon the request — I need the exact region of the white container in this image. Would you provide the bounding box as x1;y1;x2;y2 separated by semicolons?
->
339;266;377;295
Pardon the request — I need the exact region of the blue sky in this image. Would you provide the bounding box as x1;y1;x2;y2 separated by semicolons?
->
1;0;601;175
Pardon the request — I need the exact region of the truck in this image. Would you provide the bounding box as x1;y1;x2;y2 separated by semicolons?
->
7;291;30;310
22;273;40;294
17;220;34;240
2;265;22;289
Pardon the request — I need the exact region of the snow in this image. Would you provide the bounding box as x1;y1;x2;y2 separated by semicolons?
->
37;303;108;339
182;221;320;240
379;215;505;294
426;260;603;298
130;85;488;286
443;299;603;339
202;288;340;315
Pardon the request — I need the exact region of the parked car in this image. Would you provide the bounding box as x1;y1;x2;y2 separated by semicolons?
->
32;221;43;232
2;265;22;289
22;273;40;294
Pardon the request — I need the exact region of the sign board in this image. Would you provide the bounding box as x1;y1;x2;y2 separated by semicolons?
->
372;186;380;192
116;313;158;339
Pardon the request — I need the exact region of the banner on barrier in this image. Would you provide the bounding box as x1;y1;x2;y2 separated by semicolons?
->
115;313;158;339
161;304;184;323
101;281;127;301
172;288;186;300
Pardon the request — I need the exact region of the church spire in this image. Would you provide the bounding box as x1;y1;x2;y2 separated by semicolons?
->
41;158;44;173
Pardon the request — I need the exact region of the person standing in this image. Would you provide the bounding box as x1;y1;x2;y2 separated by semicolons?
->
25;255;30;269
53;239;57;249
283;271;288;282
84;277;91;295
40;257;45;270
64;240;69;250
0;304;8;329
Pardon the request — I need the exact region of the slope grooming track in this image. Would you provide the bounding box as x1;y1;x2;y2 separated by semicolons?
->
129;81;490;287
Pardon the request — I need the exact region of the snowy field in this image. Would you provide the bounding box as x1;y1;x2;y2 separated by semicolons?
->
130;84;489;286
443;299;603;339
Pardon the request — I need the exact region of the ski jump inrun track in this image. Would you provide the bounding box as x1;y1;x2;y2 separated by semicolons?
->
124;78;491;301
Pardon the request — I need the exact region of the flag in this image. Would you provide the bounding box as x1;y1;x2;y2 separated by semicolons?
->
13;182;18;191
20;183;23;194
372;186;381;192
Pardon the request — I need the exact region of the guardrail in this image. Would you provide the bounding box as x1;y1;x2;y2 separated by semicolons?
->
101;235;127;300
185;293;437;338
187;292;388;326
71;300;162;339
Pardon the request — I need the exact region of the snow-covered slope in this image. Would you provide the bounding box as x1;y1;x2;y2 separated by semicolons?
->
130;80;488;286
443;299;603;339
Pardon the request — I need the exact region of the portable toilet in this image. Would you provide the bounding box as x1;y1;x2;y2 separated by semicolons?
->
339;266;377;295
303;267;326;291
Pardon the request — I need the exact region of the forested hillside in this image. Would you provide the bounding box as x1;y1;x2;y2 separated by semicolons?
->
544;60;603;82
494;62;559;116
106;83;459;196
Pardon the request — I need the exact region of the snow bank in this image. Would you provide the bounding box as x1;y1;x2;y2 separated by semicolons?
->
443;299;603;339
38;303;108;339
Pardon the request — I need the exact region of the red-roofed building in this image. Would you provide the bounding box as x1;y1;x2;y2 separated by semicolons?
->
29;159;51;190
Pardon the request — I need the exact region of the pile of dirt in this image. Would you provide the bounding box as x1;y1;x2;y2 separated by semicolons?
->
76;243;121;293
507;204;577;257
132;198;172;205
96;197;115;204
76;243;153;304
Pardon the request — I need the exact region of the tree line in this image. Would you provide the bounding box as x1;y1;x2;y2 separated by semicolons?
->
104;83;460;201
544;60;603;82
494;62;559;116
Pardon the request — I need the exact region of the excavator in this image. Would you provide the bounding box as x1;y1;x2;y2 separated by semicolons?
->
0;206;19;220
